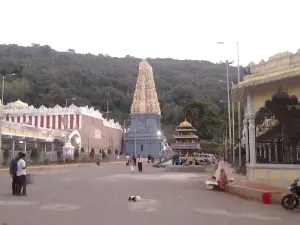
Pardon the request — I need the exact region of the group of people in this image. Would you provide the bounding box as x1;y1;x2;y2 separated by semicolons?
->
125;154;144;172
10;152;27;196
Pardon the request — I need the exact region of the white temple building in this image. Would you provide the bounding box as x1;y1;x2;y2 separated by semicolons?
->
0;100;123;161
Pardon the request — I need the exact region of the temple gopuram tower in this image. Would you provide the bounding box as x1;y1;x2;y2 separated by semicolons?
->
124;59;163;156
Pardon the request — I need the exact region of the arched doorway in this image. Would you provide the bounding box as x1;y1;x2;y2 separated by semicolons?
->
67;129;81;150
255;89;300;164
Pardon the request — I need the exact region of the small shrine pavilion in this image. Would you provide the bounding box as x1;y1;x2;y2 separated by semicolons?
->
171;119;201;156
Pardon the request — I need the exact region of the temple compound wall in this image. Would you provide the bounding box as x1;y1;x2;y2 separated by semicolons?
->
234;51;300;187
2;100;122;153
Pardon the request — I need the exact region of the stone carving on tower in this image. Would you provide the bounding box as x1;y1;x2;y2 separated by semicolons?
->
131;59;161;115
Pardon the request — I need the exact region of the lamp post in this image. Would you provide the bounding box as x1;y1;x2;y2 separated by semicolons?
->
237;42;242;167
218;41;242;166
1;73;16;107
0;73;17;163
65;97;76;108
217;60;234;161
219;98;235;164
219;80;235;145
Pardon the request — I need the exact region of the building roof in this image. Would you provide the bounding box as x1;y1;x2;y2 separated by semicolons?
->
232;51;300;102
5;99;29;109
178;119;192;127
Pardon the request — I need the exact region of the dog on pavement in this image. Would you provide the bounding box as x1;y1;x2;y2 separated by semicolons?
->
128;196;141;202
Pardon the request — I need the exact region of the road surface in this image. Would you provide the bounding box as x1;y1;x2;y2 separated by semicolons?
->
0;163;298;225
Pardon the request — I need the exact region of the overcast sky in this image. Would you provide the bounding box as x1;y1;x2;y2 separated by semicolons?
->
0;0;299;66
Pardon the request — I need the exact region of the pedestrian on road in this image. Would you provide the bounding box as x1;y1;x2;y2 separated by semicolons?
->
9;153;20;195
137;155;143;172
125;154;130;166
132;155;136;166
16;152;27;196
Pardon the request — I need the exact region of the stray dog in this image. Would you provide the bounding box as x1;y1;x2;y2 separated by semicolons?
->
128;196;141;202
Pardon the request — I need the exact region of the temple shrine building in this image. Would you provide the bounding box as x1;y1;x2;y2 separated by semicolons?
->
233;51;300;186
124;60;164;157
171;119;201;157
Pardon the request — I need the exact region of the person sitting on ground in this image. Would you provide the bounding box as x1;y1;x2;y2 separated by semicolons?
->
218;168;228;190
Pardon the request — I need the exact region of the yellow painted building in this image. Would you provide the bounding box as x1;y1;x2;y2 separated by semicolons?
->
233;51;300;186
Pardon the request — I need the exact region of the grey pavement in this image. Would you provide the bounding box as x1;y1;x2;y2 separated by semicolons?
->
0;163;299;225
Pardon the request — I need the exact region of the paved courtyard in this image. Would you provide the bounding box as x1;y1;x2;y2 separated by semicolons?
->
0;163;299;225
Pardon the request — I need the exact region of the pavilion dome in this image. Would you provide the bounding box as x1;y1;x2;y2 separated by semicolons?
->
5;99;29;109
178;119;192;127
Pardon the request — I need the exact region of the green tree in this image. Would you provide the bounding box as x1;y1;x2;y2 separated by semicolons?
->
180;100;221;140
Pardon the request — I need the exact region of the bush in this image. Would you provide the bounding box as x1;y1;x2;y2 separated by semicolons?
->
65;158;73;164
43;159;50;165
30;148;40;163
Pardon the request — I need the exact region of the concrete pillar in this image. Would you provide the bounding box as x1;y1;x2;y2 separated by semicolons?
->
274;140;278;162
24;140;27;152
37;115;41;128
248;115;256;165
51;142;54;161
243;118;249;164
259;144;262;157
268;143;272;162
12;139;15;158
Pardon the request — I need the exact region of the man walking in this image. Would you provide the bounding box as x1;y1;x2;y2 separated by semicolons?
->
137;155;143;172
9;153;20;195
16;152;27;196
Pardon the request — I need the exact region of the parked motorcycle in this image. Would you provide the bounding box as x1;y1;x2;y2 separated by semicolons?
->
281;178;300;210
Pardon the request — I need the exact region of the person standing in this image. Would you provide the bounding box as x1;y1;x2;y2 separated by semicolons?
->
132;155;136;167
137;155;143;172
16;152;27;196
9;153;20;195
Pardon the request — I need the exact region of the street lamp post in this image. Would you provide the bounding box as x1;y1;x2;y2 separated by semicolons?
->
219;97;234;163
218;41;242;166
237;42;242;167
65;97;76;108
218;60;233;161
0;73;17;163
1;73;16;107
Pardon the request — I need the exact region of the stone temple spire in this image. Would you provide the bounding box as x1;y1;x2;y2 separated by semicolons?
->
131;59;161;115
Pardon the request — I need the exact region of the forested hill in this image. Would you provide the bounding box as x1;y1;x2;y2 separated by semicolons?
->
0;44;242;131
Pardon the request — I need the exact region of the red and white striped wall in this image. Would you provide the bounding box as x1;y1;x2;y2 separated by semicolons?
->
6;114;82;130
